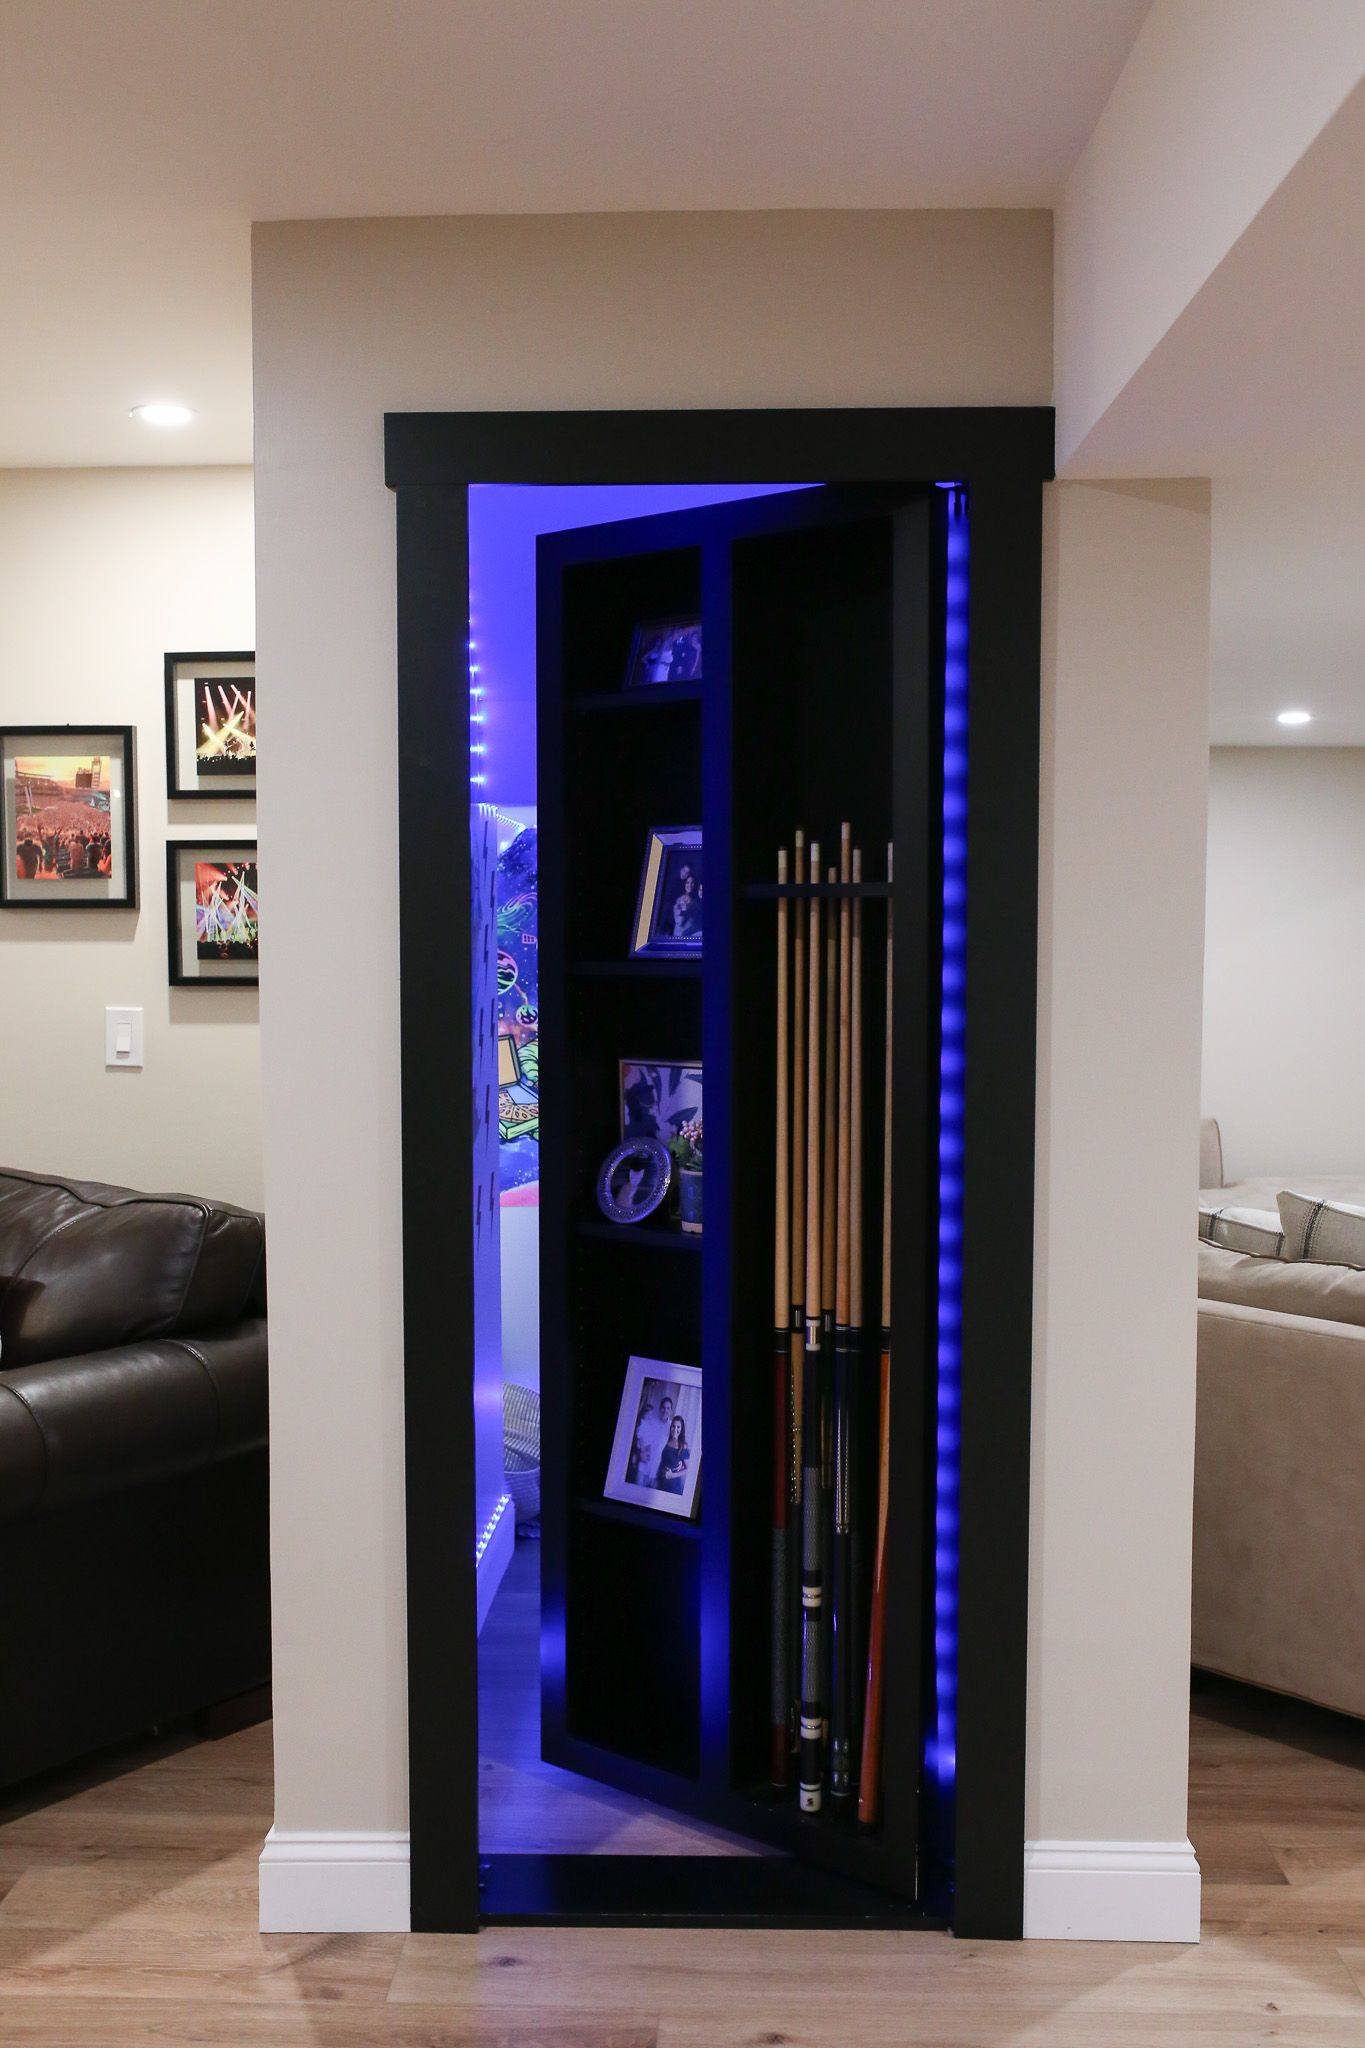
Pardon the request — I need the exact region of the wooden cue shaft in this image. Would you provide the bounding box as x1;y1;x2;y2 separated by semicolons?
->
859;842;894;1824
847;843;866;1772
819;862;838;1754
787;831;807;1766
829;821;855;1798
770;846;791;1786
798;839;824;1811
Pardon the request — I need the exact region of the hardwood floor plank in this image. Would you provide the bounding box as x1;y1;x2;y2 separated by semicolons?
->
0;1995;657;2047
0;1926;404;2004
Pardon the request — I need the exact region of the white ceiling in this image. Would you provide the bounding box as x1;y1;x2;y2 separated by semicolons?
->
0;0;1152;466
1210;474;1365;748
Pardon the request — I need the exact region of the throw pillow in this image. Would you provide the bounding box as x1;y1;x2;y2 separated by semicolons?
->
1198;1204;1285;1259
1278;1191;1365;1269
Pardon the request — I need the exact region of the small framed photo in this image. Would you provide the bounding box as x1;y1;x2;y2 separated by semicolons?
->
625;617;702;689
605;1356;702;1520
167;839;258;986
620;1060;702;1143
165;651;256;799
1;726;136;909
630;826;702;958
596;1137;672;1225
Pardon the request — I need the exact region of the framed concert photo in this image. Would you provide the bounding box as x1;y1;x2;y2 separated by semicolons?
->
164;651;256;800
630;826;702;958
1;725;137;909
604;1356;702;1521
167;838;259;987
625;616;703;689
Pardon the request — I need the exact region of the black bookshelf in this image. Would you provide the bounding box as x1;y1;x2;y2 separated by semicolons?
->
536;486;941;1903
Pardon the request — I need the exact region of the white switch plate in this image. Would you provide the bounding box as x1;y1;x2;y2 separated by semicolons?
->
105;1005;144;1069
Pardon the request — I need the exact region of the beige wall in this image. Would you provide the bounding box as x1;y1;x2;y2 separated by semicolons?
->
1055;0;1365;470
1031;480;1210;1844
1204;747;1365;1183
253;212;1208;1882
0;466;260;1208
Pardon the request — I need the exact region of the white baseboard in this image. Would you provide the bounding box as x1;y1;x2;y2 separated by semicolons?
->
476;1490;515;1633
1024;1838;1200;1942
259;1828;410;1933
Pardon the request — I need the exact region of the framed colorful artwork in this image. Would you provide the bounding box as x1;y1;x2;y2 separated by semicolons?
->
1;725;137;909
167;838;259;986
164;651;256;800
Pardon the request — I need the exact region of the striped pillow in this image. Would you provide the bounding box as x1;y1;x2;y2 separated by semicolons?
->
1198;1205;1285;1259
1278;1191;1365;1269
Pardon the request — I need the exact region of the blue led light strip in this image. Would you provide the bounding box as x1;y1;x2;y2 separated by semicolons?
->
468;627;487;788
930;483;968;1794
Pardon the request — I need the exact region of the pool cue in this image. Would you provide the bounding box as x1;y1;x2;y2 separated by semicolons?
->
859;843;893;1825
820;863;839;1745
829;824;856;1802
798;839;825;1812
787;831;807;1768
847;844;867;1777
770;846;791;1787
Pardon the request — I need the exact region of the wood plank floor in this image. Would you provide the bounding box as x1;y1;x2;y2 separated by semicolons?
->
0;1658;1362;2043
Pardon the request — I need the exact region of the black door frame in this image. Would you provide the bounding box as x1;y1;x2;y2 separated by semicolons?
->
385;407;1053;1936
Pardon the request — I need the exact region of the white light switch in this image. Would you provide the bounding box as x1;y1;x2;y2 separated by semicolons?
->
105;1006;144;1070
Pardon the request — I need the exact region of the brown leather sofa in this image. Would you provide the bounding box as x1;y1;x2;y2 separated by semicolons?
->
0;1167;268;1788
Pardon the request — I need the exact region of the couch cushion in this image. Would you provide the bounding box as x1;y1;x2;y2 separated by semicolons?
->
1279;1191;1365;1269
1199;1240;1365;1329
0;1169;264;1370
1198;1204;1284;1258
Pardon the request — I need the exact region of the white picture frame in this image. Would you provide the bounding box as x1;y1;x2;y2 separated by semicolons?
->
603;1355;702;1521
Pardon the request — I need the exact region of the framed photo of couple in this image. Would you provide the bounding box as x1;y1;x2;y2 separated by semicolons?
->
604;1356;702;1522
630;826;702;958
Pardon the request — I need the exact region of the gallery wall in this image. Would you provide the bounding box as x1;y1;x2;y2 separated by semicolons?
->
251;207;1209;1934
0;466;260;1208
1203;746;1365;1181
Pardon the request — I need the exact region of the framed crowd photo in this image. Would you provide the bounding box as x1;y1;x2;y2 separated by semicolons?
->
630;826;702;958
625;616;703;689
167;838;259;986
0;725;137;909
604;1356;702;1521
620;1059;702;1143
164;651;256;800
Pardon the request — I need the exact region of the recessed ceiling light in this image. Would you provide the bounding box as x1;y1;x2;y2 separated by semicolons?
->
130;402;193;428
1276;709;1312;727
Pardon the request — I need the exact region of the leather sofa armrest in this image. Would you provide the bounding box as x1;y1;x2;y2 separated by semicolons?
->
0;1317;267;1522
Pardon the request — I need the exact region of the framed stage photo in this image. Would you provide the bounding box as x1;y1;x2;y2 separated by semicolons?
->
630;826;702;958
167;838;258;986
1;725;136;909
620;1060;702;1143
604;1356;702;1521
625;616;703;689
164;651;256;800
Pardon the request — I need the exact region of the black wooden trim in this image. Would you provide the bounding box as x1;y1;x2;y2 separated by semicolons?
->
480;1853;947;1927
163;650;257;803
386;408;1054;489
394;485;482;1933
949;471;1043;1939
165;837;258;987
391;407;1050;1939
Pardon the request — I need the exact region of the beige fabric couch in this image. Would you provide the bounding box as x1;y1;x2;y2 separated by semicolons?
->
1195;1125;1365;1719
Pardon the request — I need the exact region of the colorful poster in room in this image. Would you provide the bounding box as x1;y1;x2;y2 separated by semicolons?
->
495;823;539;1202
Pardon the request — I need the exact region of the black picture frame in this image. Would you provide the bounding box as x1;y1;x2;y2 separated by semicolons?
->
166;836;259;987
164;650;257;801
385;405;1052;1939
630;825;703;957
0;723;138;909
625;615;703;689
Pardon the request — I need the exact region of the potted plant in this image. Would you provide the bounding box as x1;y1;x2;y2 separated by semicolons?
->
668;1114;703;1235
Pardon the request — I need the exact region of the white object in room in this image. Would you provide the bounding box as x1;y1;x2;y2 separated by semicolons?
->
105;1005;143;1069
258;1829;410;1933
1024;1838;1201;1941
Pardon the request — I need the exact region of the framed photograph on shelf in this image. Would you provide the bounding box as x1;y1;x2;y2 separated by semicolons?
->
164;651;256;799
604;1356;702;1520
0;725;136;909
167;838;258;987
620;1060;702;1142
630;826;702;958
625;617;702;689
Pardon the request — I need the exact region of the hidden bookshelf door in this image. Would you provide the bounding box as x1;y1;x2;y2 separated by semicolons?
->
536;486;940;1896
